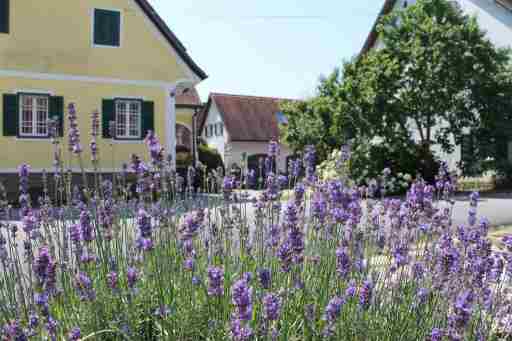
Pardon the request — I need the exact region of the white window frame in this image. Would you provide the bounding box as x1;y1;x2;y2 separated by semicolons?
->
18;94;50;138
115;99;142;139
91;8;123;48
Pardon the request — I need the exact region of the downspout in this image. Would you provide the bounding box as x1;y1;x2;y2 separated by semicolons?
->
192;108;198;167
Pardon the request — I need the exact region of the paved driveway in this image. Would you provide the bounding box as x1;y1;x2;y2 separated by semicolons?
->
451;192;512;228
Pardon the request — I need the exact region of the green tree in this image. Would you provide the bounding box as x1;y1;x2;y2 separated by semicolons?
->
283;0;512;177
341;0;512;175
281;69;349;162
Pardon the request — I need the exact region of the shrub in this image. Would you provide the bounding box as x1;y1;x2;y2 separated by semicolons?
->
348;139;439;190
198;143;224;172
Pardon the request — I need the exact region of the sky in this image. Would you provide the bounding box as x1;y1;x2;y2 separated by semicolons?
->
147;0;383;101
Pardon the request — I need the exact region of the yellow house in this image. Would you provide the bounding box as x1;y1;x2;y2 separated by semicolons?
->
0;0;206;184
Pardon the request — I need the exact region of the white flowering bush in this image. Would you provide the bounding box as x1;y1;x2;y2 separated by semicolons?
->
318;147;413;195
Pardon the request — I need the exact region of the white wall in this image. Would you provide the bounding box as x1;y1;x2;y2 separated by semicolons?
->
462;0;512;49
227;141;293;173
202;101;228;159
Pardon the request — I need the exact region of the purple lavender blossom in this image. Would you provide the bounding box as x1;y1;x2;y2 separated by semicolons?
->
502;235;512;252
231;279;253;321
207;266;224;297
74;272;95;301
431;328;444;341
183;257;195;271
79;208;94;243
91;110;100;137
359;280;373;309
448;290;474;332
21;210;39;239
107;271;118;290
90;141;99;163
470;191;479;207
336;247;351;278
303;145;316;182
230;319;253;341
267;140;280;158
257;268;271;289
278;174;288;189
267;224;280;249
28;312;39;330
180;210;203;242
277;240;293;272
311;191;327;225
345;281;357;297
34;246;56;290
136;208;153;252
67;103;82;154
323;296;345;337
18;164;30;215
294;182;305;204
127;267;138;289
324;296;345;323
2;320;28;341
290;158;302;178
262;293;281;321
145;131;165;167
34;293;49;316
46;316;58;340
68;327;81;341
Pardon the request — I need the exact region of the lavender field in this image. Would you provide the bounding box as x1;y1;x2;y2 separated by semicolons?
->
1;105;512;341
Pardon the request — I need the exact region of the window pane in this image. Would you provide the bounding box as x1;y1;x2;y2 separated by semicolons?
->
116;100;140;138
21;96;33;135
116;102;127;137
128;102;140;137
19;95;49;136
36;108;47;135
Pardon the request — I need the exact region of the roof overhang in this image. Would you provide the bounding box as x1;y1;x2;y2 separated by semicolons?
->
360;0;398;55
134;0;208;82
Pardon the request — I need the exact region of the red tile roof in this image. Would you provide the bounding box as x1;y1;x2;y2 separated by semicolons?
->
199;93;294;142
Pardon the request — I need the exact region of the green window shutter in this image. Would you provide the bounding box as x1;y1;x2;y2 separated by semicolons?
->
102;99;115;138
3;94;17;136
49;96;64;137
0;0;9;34
94;9;120;46
141;101;154;140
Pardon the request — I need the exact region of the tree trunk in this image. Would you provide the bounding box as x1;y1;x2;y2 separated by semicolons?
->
419;141;437;183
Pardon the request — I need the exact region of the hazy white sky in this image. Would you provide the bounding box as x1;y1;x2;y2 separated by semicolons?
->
147;0;382;101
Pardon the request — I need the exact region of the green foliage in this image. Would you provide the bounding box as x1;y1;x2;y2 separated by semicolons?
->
198;144;224;172
283;0;512;177
348;138;436;186
344;0;512;167
281;70;349;163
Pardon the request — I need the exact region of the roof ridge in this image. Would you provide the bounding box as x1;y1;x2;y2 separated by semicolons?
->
210;92;295;102
134;0;207;80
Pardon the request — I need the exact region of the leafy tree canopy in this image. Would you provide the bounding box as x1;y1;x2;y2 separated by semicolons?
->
283;0;512;174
